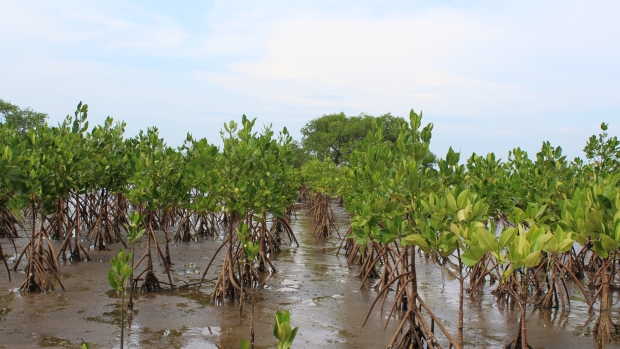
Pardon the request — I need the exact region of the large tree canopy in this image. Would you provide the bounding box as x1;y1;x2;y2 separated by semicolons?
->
300;112;406;164
0;99;47;134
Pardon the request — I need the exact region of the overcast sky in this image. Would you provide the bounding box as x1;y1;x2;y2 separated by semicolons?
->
1;0;618;160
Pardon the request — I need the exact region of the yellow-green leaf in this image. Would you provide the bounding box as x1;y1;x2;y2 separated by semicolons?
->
477;228;498;252
524;250;541;268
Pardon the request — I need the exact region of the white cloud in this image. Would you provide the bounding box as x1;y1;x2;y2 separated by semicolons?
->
0;1;188;52
193;8;553;119
0;0;619;158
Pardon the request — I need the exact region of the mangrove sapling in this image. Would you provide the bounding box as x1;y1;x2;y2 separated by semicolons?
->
108;248;133;349
406;188;491;349
0;128;29;280
345;110;459;348
123;211;145;310
560;176;620;348
137;212;171;291
87;114;133;246
124;128;184;291
464;153;515;294
201;116;298;302
307;192;337;238
386;246;457;349
16;125;70;291
209;210;243;303
534;227;589;310
20;206;63;291
301;159;342;239
274;310;298;349
346;194;397;283
238;309;298;349
360;222;457;347
53;103;93;261
14;106;96;290
182;137;222;243
238;222;260;349
478;223;548;349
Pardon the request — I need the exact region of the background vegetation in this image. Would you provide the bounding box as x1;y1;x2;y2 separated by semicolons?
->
1;99;619;349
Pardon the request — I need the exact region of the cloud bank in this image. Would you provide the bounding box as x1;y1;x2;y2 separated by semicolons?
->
0;0;618;159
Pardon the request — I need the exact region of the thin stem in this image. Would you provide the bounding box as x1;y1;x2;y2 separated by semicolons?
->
457;248;464;349
121;282;125;349
250;258;255;349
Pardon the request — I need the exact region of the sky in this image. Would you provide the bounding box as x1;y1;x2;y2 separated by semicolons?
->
1;0;618;161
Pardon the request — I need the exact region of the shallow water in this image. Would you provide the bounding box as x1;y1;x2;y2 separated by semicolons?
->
0;206;618;348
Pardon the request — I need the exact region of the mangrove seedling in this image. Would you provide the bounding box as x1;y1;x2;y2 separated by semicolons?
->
273;310;298;349
108;248;133;349
239;338;251;349
239;222;260;349
124;211;145;310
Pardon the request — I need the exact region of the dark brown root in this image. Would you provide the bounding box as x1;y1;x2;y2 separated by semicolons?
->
306;192;338;239
270;217;299;246
140;271;162;292
19;208;65;292
504;323;534;349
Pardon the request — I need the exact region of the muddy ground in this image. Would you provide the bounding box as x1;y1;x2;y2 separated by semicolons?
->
0;206;618;348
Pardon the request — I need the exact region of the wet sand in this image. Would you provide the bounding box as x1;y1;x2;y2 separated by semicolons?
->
0;206;618;348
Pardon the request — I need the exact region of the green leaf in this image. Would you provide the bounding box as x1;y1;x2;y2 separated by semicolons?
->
271;208;284;218
593;241;608;258
239;339;251;349
598;195;613;210
524;250;541;268
599;234;618;252
446;193;458;212
476;228;498;252
461;253;478;267
558;239;574;253
287;327;299;347
450;223;460;237
461;247;484;266
499;227;517;249
107;270;121;291
278;322;291;343
401;234;431;254
273;317;279;340
456;189;470;209
121;264;133;279
544;233;559;253
390;193;405;202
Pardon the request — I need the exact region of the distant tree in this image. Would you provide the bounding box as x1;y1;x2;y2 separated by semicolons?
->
290;140;311;169
300;112;407;165
377;112;408;143
0;99;47;133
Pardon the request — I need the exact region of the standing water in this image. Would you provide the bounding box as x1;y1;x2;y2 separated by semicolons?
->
0;205;616;348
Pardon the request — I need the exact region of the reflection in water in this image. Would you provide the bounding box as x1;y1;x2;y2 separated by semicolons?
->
0;205;614;348
0;290;14;320
38;333;73;348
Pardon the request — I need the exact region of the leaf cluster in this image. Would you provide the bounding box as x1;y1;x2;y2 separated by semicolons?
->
273;310;298;349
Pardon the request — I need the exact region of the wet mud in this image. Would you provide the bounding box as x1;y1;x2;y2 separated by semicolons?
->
0;206;618;348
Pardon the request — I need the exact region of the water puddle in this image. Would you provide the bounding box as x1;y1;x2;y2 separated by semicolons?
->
0;205;617;348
